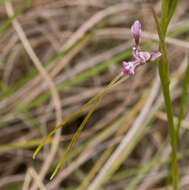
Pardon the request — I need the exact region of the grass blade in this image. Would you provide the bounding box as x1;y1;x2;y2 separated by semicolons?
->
165;0;179;31
151;6;178;190
49;73;124;179
0;0;31;35
176;57;189;142
50;99;100;180
32;73;123;159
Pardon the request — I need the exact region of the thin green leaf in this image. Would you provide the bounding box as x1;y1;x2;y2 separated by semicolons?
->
165;0;179;31
50;73;129;179
50;99;100;180
176;57;189;142
32;73;124;159
168;24;189;37
151;5;178;190
151;6;168;63
161;0;169;35
49;74;126;179
0;0;31;35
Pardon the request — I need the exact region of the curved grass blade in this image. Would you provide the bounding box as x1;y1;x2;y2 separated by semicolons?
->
50;74;129;179
50;99;100;180
176;58;189;142
32;73;123;159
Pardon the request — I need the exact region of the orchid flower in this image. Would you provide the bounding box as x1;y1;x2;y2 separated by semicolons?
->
122;20;161;76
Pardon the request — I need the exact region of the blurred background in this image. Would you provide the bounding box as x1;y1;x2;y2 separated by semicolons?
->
0;0;189;189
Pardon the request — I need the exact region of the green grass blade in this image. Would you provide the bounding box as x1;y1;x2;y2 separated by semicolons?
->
151;6;178;190
0;0;31;36
168;24;189;37
49;73;124;179
50;99;100;180
165;0;179;31
161;0;169;35
176;57;189;142
151;7;178;190
32;73;123;159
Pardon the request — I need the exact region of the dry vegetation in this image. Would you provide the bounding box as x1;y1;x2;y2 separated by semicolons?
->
0;0;189;189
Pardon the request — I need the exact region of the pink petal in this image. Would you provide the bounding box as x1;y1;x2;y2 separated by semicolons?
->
138;51;151;63
122;61;128;67
150;52;162;61
122;61;136;76
132;47;140;60
131;20;141;46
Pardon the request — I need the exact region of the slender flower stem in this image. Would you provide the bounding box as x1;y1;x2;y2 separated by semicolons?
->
49;73;128;179
32;73;123;159
50;99;100;180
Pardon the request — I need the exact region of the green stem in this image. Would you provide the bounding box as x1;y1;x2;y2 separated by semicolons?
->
33;73;126;159
160;77;178;190
49;73;128;179
151;5;178;190
176;60;189;143
50;99;100;180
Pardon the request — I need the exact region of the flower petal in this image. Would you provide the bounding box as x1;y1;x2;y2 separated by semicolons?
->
138;51;151;63
133;47;151;64
132;47;140;60
131;20;141;46
122;61;136;76
150;52;162;61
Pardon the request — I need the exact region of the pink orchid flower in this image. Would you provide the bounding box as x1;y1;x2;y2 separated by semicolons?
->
122;20;161;76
